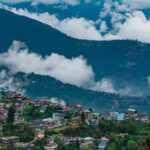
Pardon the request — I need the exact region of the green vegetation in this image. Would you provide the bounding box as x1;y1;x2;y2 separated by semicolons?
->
23;105;62;121
3;123;34;143
34;138;47;150
7;105;15;132
1;93;150;150
14;72;150;115
48;119;150;150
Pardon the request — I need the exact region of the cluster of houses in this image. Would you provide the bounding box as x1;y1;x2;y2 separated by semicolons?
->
0;87;150;150
63;136;109;150
125;108;149;123
0;135;35;149
0;134;109;150
28;112;67;131
84;110;100;127
105;108;149;123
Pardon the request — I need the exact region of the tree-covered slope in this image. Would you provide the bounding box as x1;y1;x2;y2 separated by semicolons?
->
1;8;150;85
0;9;150;113
12;72;150;114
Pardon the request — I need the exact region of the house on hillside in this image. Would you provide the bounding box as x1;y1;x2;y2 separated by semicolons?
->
80;137;94;149
44;138;58;150
117;113;125;121
14;143;35;150
0;114;7;121
110;112;125;121
63;137;82;145
0;136;19;147
85;112;100;127
75;104;83;112
140;113;149;123
98;137;109;150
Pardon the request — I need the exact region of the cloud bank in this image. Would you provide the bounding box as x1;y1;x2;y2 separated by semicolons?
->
104;11;150;43
98;1;150;43
0;41;94;87
0;41;141;95
0;41;117;94
0;70;25;94
92;78;116;93
2;4;150;43
49;97;66;106
1;5;101;41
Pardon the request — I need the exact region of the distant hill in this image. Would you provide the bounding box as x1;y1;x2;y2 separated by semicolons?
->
12;71;150;114
1;66;150;114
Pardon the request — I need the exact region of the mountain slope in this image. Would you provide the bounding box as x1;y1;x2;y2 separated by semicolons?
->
1;8;150;85
1;66;150;114
12;72;150;114
0;9;150;113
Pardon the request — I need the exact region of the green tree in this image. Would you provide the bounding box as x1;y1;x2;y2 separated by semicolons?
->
127;140;138;150
81;111;85;123
7;105;15;132
107;143;117;150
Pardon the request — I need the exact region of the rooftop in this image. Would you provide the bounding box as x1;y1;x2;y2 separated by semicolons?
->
1;136;19;140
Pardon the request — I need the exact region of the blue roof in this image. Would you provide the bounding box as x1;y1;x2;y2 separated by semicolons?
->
117;113;125;121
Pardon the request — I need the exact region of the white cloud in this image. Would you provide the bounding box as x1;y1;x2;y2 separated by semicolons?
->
147;76;150;84
92;78;116;93
0;70;25;94
1;41;137;95
58;17;102;40
0;41;94;87
1;4;150;43
117;84;145;96
1;5;102;41
118;11;150;43
49;97;66;106
99;21;108;33
100;1;112;18
0;0;80;6
105;11;150;43
0;41;118;94
97;1;150;43
4;4;150;43
123;0;150;9
113;1;129;12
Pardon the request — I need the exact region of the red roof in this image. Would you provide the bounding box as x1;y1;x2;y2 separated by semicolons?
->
0;114;7;119
36;134;45;138
100;137;109;141
23;100;29;103
76;104;82;108
16;98;22;101
63;106;73;111
15;103;20;106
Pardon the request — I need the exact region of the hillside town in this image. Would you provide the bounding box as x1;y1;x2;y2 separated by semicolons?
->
0;87;150;150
